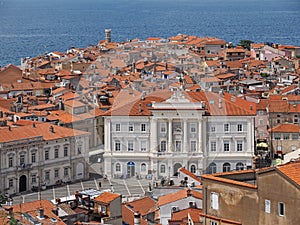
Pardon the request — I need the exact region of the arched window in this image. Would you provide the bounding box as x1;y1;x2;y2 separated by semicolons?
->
141;163;146;172
160;165;166;173
116;163;121;172
208;162;217;174
190;165;196;173
236;162;244;171
223;163;231;172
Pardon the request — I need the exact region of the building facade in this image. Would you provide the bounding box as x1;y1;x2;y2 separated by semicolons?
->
103;90;256;179
0;123;89;195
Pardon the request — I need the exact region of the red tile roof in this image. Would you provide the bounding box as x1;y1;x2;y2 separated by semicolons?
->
94;192;121;204
11;199;65;225
268;123;299;133
158;189;202;207
0;122;89;143
276;160;300;186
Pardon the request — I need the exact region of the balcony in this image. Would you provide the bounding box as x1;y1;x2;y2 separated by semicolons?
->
17;163;32;171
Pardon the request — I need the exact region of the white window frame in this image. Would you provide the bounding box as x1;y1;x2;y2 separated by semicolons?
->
129;123;134;132
237;141;243;152
211;192;219;210
190;123;196;133
237;124;243;132
160;140;167;152
265;199;271;214
278;202;284;216
116;123;121;132
224;123;230;132
211;141;216;152
141;123;146;132
190;140;197;152
223;141;230;152
160;123;167;133
115;140;121;151
128;141;134;151
140;140;147;151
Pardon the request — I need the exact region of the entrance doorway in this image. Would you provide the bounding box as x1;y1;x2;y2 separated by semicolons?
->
173;163;182;176
127;161;135;177
19;175;27;192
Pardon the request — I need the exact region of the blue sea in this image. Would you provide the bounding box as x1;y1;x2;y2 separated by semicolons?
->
0;0;299;66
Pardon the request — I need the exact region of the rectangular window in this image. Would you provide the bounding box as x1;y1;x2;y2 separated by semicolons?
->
8;157;13;168
265;199;271;213
237;124;243;132
64;146;68;157
224;124;229;132
141;141;147;151
292;133;298;140
211;192;219;210
160;140;167;152
45;150;49;160
54;148;59;158
32;174;37;183
64;168;69;176
211;126;216;132
116;123;121;132
190;123;196;133
141;123;146;132
283;133;289;140
78;145;82;154
128;141;134;151
259;119;264;126
278;202;284;216
190;141;197;152
31;152;36;163
54;169;59;178
211;141;216;152
175;140;182;152
8;179;13;188
20;154;25;165
274;133;281;140
224;141;230;152
160;123;166;133
45;171;50;180
237;141;243;152
129;124;134;132
115;140;121;151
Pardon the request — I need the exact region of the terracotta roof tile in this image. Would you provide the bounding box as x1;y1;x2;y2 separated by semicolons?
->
268;123;299;133
0;122;89;143
158;189;202;207
276;160;300;186
94;192;121;204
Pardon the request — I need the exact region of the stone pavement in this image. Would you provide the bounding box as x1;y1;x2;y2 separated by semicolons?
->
11;161;152;204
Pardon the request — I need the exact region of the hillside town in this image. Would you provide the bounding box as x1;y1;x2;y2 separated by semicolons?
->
0;30;299;225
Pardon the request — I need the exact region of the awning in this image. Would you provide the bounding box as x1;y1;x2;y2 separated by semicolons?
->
256;142;268;148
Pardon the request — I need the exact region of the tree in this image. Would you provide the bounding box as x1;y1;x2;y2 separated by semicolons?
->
238;39;254;50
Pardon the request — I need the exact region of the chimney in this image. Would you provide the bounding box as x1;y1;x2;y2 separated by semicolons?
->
8;126;11;131
0;111;3;118
218;99;222;109
37;208;44;219
134;212;141;225
33;123;36;128
49;126;54;133
138;103;142;113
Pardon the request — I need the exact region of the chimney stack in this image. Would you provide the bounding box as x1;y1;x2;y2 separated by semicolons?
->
134;212;141;225
37;208;44;219
49;126;54;133
138;103;142;113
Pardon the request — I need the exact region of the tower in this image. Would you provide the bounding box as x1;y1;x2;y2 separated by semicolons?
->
105;29;111;43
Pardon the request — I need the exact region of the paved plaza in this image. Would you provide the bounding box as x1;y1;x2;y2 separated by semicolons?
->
11;161;152;205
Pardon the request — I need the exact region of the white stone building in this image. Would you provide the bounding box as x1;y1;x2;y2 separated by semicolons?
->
0;123;90;195
103;90;256;179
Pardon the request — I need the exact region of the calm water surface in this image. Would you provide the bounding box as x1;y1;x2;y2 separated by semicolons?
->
0;0;299;66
